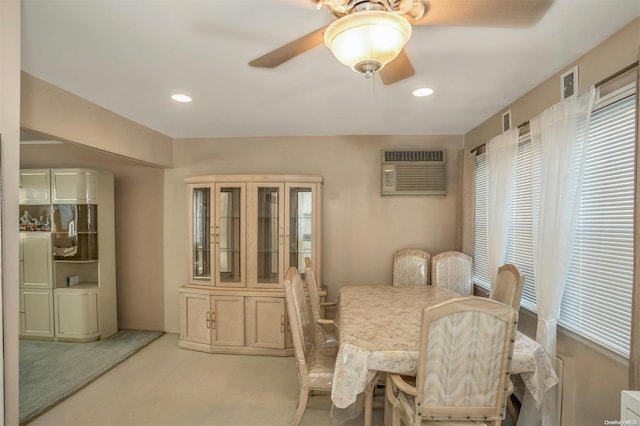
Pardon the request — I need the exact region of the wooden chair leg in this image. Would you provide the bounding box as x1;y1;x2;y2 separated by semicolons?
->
507;395;519;425
364;385;374;426
292;386;309;426
391;404;401;426
385;375;402;426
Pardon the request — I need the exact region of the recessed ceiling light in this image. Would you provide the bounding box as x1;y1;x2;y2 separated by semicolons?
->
171;94;192;103
412;88;434;97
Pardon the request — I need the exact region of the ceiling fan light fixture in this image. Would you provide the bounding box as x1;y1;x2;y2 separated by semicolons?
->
324;10;412;78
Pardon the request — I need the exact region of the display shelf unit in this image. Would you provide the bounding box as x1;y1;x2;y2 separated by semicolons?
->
19;168;117;342
179;174;324;356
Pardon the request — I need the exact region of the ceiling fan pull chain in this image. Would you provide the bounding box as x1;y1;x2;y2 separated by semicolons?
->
365;72;376;97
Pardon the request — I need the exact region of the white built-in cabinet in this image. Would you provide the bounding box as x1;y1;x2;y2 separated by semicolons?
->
20;289;55;338
19;232;54;338
179;174;324;356
19;168;117;342
19;169;51;205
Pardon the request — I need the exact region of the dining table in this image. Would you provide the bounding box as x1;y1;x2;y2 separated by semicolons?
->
330;285;559;422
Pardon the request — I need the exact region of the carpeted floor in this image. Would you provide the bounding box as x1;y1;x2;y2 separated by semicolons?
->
19;329;164;425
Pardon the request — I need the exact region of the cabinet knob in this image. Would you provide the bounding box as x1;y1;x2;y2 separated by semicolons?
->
280;314;285;333
211;311;216;329
206;311;211;329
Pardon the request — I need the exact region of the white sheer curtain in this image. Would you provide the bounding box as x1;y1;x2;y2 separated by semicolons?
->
526;86;596;425
486;128;519;289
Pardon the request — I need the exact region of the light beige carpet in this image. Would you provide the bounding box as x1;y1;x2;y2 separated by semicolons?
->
27;334;515;426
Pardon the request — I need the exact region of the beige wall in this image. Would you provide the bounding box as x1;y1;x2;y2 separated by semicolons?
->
463;18;640;426
465;18;640;150
1;0;21;423
19;65;172;333
163;135;463;332
21;72;174;168
21;144;165;331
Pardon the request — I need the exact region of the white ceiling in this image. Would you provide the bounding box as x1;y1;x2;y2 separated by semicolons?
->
21;0;640;139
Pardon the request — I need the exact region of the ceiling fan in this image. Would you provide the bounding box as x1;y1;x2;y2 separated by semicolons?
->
249;0;553;85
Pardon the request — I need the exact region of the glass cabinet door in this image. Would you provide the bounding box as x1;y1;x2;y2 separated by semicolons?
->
190;186;212;283
254;185;284;286
285;185;314;279
214;184;245;287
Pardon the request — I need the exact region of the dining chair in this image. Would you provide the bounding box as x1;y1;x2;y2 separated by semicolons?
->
284;267;375;426
392;248;431;286
431;251;473;296
385;296;518;426
490;263;525;423
491;264;525;311
304;257;338;347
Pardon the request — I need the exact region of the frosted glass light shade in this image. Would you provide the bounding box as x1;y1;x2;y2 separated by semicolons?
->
324;11;412;76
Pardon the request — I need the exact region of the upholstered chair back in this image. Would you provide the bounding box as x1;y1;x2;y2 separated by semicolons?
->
304;258;326;343
392;248;431;286
284;267;316;368
491;264;525;311
431;251;473;296
415;297;518;423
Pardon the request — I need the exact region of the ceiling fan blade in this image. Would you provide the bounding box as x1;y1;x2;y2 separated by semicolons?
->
249;26;328;68
379;50;415;85
414;0;553;28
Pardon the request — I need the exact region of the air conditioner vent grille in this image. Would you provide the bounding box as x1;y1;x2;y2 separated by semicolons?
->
381;149;446;196
384;150;444;162
395;165;446;192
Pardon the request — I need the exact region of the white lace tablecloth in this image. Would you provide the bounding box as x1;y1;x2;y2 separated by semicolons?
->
331;285;558;410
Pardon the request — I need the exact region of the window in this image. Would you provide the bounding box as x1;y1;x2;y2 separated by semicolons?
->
473;154;489;287
473;85;637;356
473;139;537;312
561;92;636;355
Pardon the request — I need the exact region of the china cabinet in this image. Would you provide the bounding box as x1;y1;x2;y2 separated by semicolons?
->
179;174;324;356
19;168;117;342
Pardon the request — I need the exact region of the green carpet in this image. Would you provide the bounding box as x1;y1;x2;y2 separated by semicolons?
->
19;329;164;425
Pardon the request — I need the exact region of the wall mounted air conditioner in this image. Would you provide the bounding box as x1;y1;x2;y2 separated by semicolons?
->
381;150;446;196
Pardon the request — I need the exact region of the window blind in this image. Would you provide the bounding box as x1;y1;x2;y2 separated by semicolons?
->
474;139;538;307
473;153;490;287
560;93;636;356
505;140;537;312
473;86;636;356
